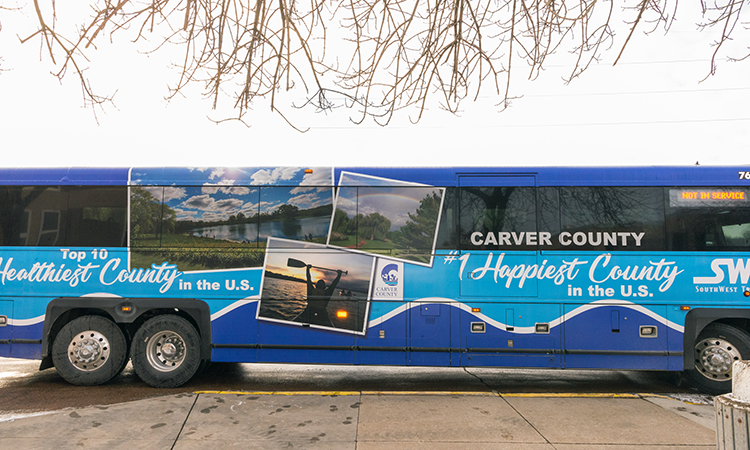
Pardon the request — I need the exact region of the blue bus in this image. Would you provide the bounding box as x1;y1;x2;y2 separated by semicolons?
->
1;166;749;393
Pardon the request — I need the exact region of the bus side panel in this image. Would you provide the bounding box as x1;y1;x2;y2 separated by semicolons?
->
0;300;11;357
666;307;688;371
9;323;44;360
209;300;259;363
6;297;43;360
563;304;669;370
409;302;452;366
355;301;407;365
401;255;460;366
257;321;355;364
460;303;562;368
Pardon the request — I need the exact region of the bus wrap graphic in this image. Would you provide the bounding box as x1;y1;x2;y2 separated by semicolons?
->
1;165;750;393
693;259;750;284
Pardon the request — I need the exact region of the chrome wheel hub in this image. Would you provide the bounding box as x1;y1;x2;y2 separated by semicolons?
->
68;331;110;371
695;337;741;380
146;331;186;372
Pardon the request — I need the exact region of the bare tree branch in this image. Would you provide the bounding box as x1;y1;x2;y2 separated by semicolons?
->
12;0;750;127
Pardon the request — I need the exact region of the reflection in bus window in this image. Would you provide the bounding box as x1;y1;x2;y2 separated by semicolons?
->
38;210;60;245
67;187;127;247
723;223;750;248
459;187;536;250
666;188;750;251
555;187;665;251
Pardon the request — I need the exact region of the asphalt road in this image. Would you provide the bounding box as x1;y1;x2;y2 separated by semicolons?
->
0;357;701;417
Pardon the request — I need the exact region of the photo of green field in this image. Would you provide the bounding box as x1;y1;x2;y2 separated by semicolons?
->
328;177;445;264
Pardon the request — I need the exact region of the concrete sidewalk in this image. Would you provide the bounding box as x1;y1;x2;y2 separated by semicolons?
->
0;391;716;449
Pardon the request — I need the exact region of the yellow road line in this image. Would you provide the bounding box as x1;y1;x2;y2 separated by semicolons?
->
361;391;493;396
195;390;647;398
500;393;640;398
195;390;361;396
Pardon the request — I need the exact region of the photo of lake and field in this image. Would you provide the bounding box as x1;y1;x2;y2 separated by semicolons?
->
128;167;334;271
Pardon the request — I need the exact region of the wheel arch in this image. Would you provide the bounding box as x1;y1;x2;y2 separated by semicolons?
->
683;308;750;371
41;297;212;370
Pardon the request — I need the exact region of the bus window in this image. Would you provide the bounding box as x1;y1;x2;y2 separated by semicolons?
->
459;186;537;250
258;186;332;245
0;186;66;247
435;187;458;250
666;187;750;251
723;223;750;248
552;186;665;251
130;186;166;248
130;185;269;270
66;187;127;247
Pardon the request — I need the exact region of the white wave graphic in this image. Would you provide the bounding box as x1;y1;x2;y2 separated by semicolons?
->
368;298;685;334
210;296;260;321
7;293;122;327
7;296;260;327
563;299;684;333
184;267;264;275
80;293;123;298
7;315;45;327
6;296;684;335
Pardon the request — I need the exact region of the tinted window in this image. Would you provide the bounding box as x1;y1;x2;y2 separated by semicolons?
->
0;186;126;247
666;188;750;250
435;187;458;250
459;186;536;250
541;187;665;251
66;187;127;247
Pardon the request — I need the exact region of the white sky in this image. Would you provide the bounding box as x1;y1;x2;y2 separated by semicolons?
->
0;2;748;168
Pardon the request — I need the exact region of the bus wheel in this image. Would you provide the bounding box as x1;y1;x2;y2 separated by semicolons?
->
51;315;127;386
130;315;201;388
685;323;750;395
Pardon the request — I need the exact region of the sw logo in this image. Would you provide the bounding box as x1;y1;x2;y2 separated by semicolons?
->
693;259;750;284
381;264;399;286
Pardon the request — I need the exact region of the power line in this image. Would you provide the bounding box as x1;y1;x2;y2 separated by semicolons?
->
481;117;750;128
522;87;750;98
544;58;713;68
314;117;750;130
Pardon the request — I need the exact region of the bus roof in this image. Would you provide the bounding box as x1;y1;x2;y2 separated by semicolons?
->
0;166;746;186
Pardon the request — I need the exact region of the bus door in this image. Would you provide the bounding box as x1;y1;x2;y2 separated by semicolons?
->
0;300;11;357
563;303;669;370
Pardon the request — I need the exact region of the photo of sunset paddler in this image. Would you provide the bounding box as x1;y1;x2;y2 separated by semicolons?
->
257;238;375;334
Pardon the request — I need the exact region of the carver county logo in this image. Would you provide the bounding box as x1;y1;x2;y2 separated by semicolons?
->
381;264;399;286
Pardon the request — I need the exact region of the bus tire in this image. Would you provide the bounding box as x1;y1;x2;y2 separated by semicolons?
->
51;315;127;386
196;359;212;377
685;323;750;395
115;337;131;377
130;315;201;388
